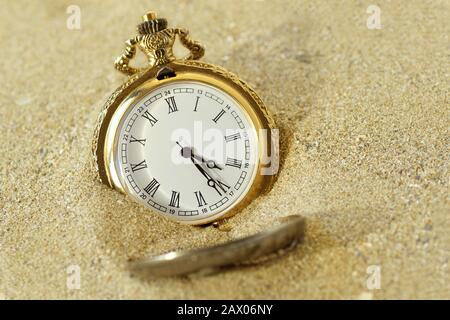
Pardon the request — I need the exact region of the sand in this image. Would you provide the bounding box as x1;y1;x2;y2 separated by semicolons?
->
0;0;448;299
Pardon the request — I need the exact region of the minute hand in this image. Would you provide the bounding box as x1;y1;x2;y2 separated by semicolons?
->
190;156;224;196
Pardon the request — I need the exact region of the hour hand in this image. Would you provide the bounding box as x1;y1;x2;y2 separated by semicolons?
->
205;160;223;170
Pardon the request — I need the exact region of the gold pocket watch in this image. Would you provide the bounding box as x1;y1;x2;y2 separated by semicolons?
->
92;11;278;225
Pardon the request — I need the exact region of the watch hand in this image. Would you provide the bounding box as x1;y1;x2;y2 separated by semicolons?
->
176;140;223;170
206;159;223;170
176;141;228;195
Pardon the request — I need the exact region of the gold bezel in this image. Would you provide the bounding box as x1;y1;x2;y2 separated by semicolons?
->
92;60;277;225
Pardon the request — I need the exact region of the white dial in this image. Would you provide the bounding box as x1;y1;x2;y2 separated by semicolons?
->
115;81;259;224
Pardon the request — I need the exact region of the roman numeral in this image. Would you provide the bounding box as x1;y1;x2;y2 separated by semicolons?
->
226;157;242;169
143;178;160;197
194;96;200;112
130;160;147;172
130;135;146;146
212;109;226;123
225;132;241;142
142;110;158;126
194;191;207;207
165;97;178;114
169;190;180;208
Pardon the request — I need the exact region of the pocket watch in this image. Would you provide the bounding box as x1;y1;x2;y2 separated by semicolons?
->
92;11;278;225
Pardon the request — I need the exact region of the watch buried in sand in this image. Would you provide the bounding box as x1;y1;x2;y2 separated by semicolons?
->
92;11;279;226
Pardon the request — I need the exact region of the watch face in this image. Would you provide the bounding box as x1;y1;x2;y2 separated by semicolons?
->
115;80;259;224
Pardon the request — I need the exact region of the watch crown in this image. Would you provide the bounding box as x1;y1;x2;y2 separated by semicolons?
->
137;11;168;35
